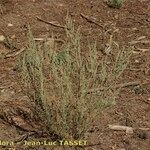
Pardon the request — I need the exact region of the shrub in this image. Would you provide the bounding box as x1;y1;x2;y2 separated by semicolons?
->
17;16;133;141
107;0;124;8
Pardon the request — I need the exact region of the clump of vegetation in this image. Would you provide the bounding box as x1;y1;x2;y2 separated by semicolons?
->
107;0;124;8
17;16;133;141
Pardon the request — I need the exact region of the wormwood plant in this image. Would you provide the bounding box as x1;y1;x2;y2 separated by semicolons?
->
17;16;133;140
107;0;124;8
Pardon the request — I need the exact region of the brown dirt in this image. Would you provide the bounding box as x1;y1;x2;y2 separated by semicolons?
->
0;0;150;150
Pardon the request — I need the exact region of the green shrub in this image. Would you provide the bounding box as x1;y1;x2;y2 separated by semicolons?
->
107;0;124;8
17;16;133;141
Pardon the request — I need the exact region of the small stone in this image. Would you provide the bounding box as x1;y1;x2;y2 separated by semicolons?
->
11;35;16;39
132;27;138;31
126;128;134;134
0;35;5;42
115;14;119;19
135;60;139;63
8;23;13;27
11;91;15;94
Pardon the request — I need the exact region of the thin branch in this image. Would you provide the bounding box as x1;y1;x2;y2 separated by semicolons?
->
0;83;14;89
109;125;150;135
88;81;142;93
0;30;19;51
13;132;35;143
80;13;104;29
4;48;25;58
36;16;65;29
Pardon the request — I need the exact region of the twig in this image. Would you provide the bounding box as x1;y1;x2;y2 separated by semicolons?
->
129;40;150;45
109;125;134;134
4;48;25;58
13;132;35;143
0;30;25;59
88;81;141;93
0;83;14;89
36;16;65;29
109;125;150;136
80;13;104;29
77;142;102;148
34;37;65;44
0;30;19;51
142;99;150;105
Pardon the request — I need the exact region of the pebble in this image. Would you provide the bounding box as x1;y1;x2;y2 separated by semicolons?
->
0;35;5;42
8;23;13;27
